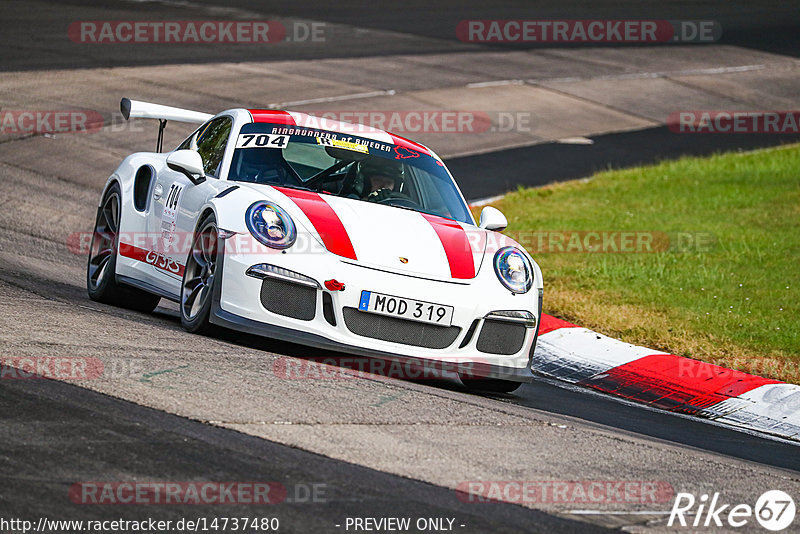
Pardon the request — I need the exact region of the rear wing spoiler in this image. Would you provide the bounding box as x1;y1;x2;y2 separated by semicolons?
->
120;98;213;152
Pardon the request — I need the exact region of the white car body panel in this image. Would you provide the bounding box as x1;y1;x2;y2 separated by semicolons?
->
96;100;544;382
323;195;459;280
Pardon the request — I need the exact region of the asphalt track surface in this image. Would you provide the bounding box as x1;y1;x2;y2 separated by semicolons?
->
2;1;800;532
515;378;800;473
449;126;800;200
3;0;799;71
0;377;601;533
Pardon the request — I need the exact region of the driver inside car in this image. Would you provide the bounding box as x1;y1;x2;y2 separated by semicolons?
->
355;159;408;202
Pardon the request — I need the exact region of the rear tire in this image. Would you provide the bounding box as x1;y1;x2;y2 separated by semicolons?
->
86;183;161;313
460;376;522;394
180;213;220;335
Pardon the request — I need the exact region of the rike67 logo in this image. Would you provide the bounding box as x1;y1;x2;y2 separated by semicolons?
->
669;490;795;531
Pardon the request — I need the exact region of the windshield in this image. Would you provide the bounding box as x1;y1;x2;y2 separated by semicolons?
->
227;122;473;224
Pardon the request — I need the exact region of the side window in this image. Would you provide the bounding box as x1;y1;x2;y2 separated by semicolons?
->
177;127;199;151
195;117;232;177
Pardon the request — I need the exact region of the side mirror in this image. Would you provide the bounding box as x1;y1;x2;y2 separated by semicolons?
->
479;206;508;231
167;150;206;185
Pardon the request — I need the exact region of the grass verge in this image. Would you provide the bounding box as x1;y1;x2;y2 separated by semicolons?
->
477;144;800;383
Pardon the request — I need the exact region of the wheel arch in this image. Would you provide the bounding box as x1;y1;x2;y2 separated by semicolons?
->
99;174;123;207
196;206;217;230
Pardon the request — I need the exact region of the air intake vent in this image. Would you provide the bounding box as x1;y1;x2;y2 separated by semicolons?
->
342;307;460;349
260;278;316;321
476;319;527;355
322;292;336;326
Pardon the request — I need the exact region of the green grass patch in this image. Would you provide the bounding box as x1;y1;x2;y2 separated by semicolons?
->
483;144;800;383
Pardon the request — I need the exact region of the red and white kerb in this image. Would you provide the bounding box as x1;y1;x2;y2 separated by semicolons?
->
535;315;800;441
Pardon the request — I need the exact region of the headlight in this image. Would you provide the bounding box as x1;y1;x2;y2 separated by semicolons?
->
245;201;296;249
494;247;533;294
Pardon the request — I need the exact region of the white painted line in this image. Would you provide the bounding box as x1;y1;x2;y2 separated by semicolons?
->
556;136;594;145
675;64;769;76
468;194;506;208
126;0;263;18
442;138;547;161
532;64;768;84
540;77;583;83
568;510;671;515
466;79;525;88
270;90;397;109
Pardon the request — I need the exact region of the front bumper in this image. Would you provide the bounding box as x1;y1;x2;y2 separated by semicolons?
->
210;244;542;383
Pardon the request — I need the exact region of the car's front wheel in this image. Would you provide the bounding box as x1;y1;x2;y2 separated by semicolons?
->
86;182;161;313
180;212;219;334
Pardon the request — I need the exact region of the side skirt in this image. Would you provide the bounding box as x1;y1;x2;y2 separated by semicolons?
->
116;274;180;302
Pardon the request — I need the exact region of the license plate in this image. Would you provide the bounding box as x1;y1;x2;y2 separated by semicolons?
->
358;291;454;326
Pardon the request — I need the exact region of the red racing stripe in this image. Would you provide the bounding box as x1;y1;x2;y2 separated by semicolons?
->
248;110;296;124
389;133;431;156
421;213;475;279
275;187;358;260
118;242;185;277
579;353;780;414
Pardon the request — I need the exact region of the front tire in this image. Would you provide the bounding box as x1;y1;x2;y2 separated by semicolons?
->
86;183;161;313
180;213;219;335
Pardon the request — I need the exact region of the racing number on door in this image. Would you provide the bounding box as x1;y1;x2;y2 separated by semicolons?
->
160;183;184;244
165;184;182;211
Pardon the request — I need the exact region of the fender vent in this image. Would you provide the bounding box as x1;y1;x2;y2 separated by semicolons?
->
215;185;239;198
133;166;153;212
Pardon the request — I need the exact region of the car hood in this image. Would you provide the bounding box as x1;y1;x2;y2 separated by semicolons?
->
250;184;488;281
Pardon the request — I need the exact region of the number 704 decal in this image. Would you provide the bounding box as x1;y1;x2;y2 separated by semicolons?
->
235;134;289;149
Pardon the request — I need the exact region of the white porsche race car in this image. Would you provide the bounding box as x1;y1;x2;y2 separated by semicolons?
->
87;98;543;392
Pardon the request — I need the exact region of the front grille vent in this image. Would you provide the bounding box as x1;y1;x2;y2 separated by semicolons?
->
342;307;461;349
